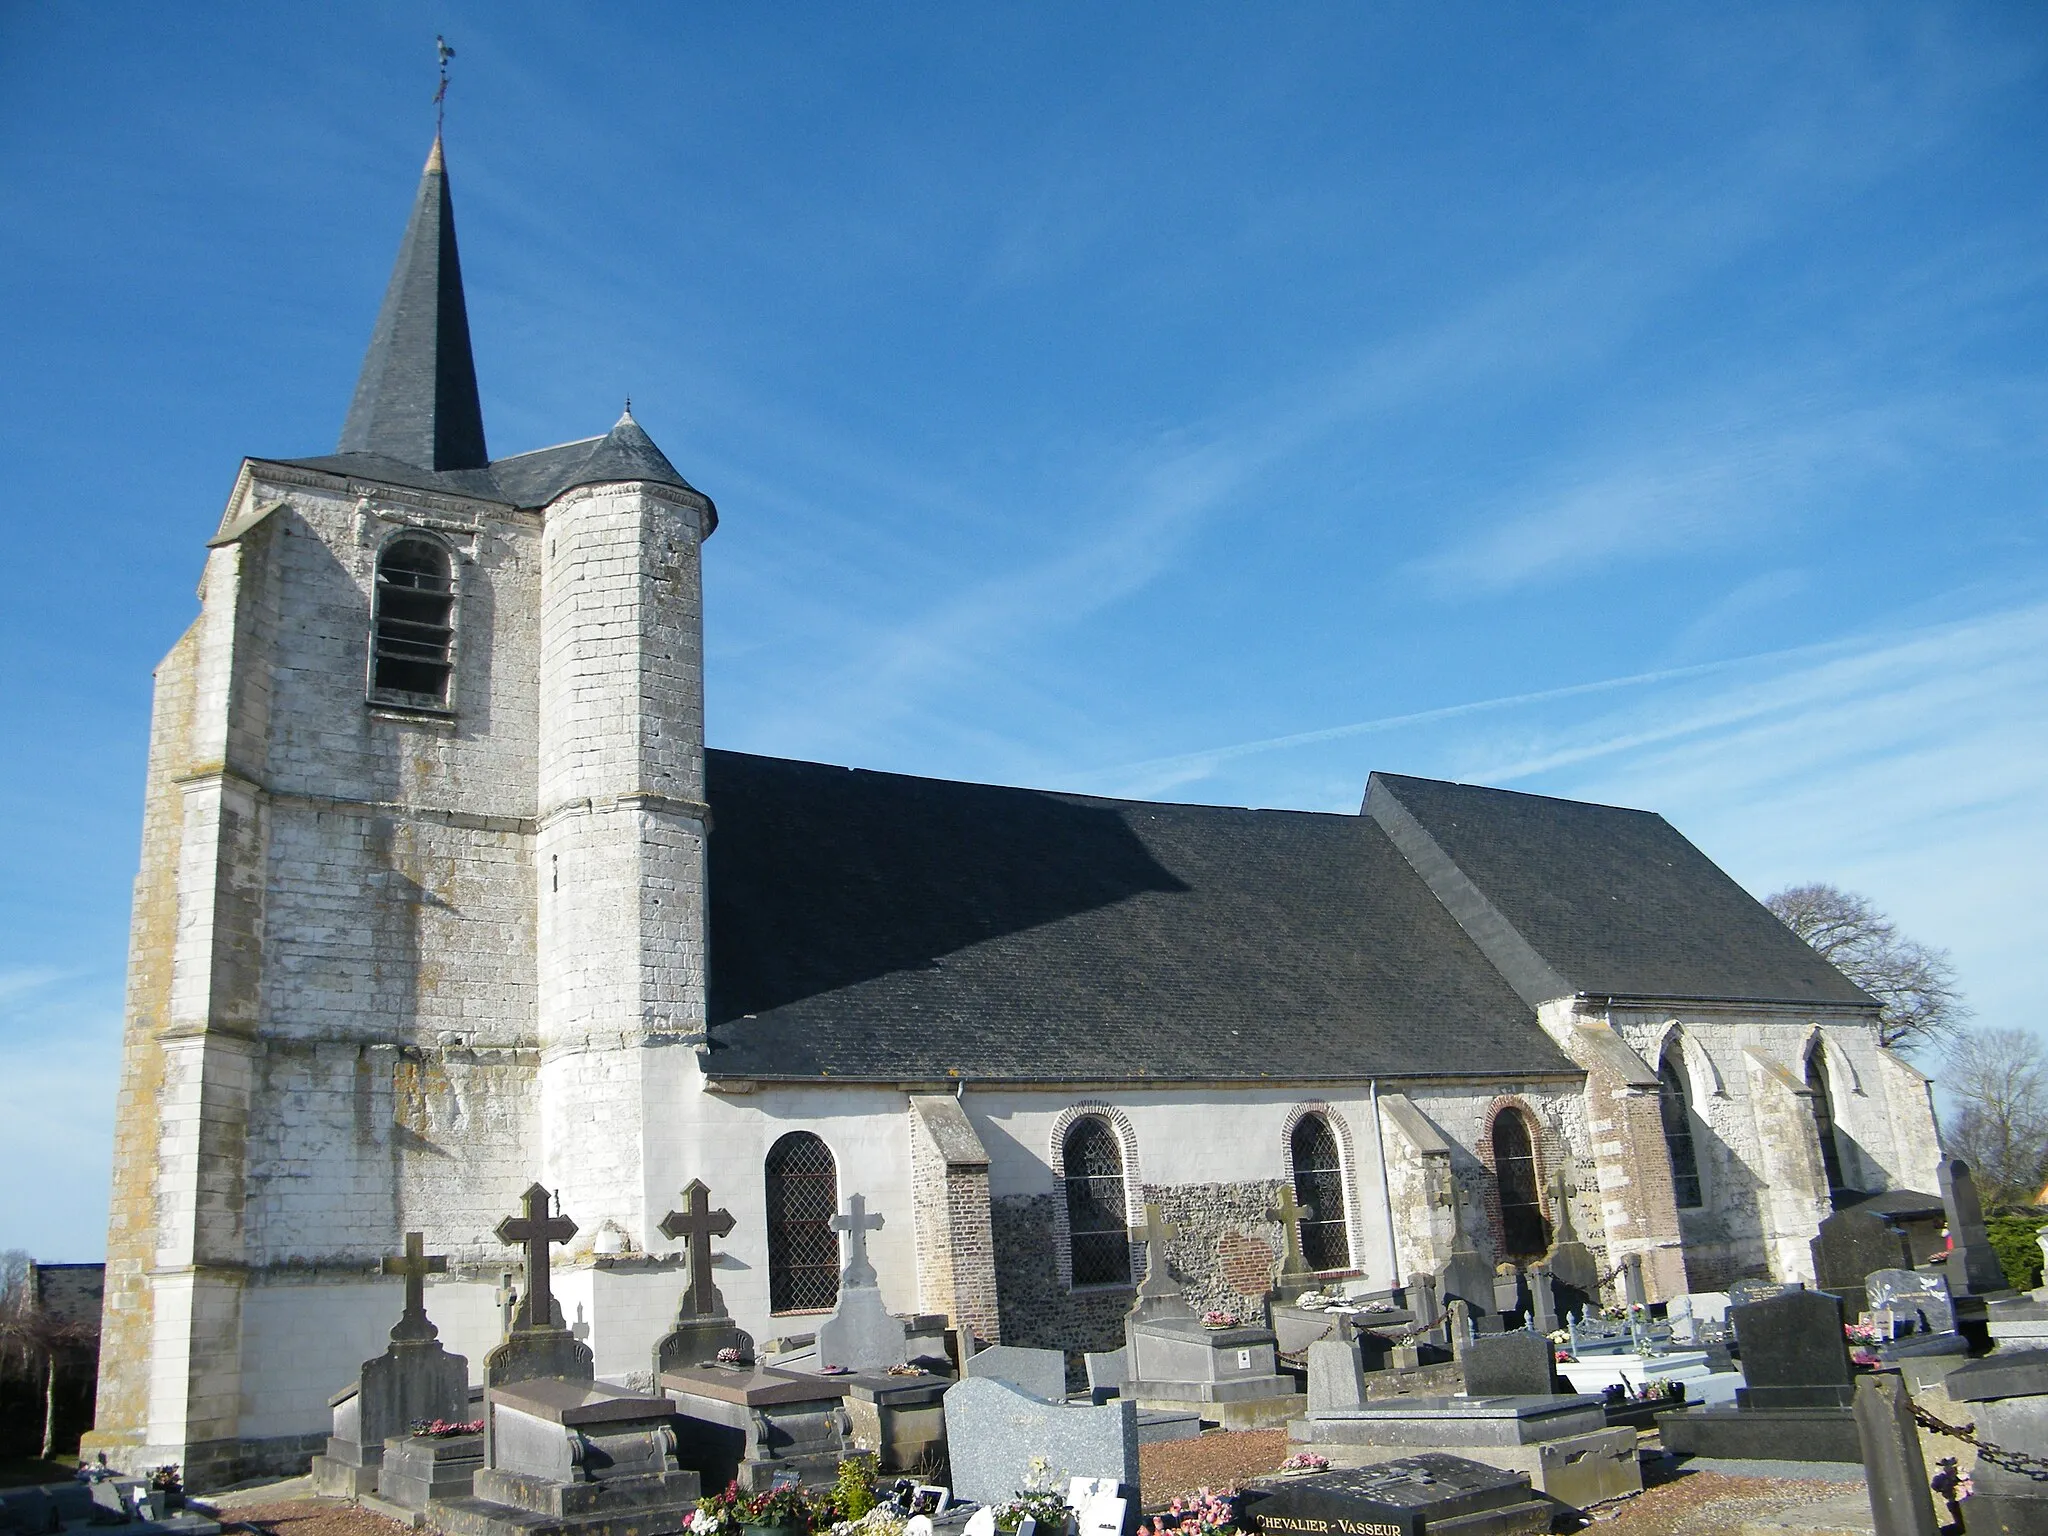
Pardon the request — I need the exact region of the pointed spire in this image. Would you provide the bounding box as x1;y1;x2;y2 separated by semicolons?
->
338;135;489;471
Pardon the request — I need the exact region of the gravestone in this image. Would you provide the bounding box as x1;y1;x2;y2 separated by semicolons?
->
1852;1374;1938;1536
1938;1157;2011;1297
1525;1264;1557;1337
1448;1300;1475;1359
1542;1171;1600;1317
1085;1347;1127;1403
1943;1349;2048;1536
651;1180;745;1375
1659;1289;1861;1463
1811;1204;1917;1317
1438;1193;1495;1318
1121;1203;1305;1430
310;1232;472;1499
1460;1333;1557;1400
961;1343;1068;1403
816;1194;910;1373
1243;1453;1553;1535
942;1375;1138;1509
1865;1270;1955;1338
1668;1292;1730;1345
1307;1337;1366;1414
1729;1278;1802;1307
432;1184;700;1536
1269;1184;1319;1299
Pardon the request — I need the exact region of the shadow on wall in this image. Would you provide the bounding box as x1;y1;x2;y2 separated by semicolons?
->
704;753;1188;1022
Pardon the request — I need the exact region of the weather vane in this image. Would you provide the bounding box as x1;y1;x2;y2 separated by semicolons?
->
434;35;456;135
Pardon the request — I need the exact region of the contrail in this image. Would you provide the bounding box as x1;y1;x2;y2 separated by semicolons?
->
1074;632;1883;785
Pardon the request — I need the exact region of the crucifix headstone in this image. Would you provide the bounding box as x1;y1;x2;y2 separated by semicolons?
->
660;1179;737;1319
1268;1184;1316;1296
1131;1203;1181;1300
383;1231;448;1343
1526;1261;1558;1336
815;1192;909;1373
832;1193;885;1287
496;1182;578;1333
652;1179;748;1376
309;1230;470;1500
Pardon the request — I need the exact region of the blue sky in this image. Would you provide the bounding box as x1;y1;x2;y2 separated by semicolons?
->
3;5;2044;1259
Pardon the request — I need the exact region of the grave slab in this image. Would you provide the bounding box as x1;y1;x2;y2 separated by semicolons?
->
661;1363;849;1491
377;1432;485;1515
1243;1453;1551;1536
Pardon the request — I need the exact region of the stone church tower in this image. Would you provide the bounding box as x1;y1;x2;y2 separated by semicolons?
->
90;137;718;1484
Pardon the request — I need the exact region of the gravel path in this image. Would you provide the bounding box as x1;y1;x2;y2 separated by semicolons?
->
1138;1431;1291;1505
216;1500;414;1536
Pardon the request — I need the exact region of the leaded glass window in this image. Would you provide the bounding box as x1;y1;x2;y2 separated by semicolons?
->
1290;1114;1350;1272
1063;1117;1132;1287
765;1131;839;1312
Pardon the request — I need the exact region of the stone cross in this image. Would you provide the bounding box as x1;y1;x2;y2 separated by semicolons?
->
831;1193;885;1287
1526;1262;1558;1336
658;1179;736;1318
1130;1203;1181;1298
381;1231;447;1342
495;1182;577;1333
1267;1185;1312;1282
495;1269;518;1337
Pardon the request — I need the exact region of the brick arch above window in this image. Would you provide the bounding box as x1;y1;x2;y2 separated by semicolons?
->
1048;1104;1142;1291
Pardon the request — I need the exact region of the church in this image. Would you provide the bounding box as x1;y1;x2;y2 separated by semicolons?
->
90;138;1944;1486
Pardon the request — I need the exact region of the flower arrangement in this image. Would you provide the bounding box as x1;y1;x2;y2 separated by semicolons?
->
411;1418;484;1437
1844;1321;1888;1344
884;1363;925;1376
1138;1488;1238;1536
693;1480;830;1535
1294;1291;1331;1309
148;1466;182;1496
1200;1310;1240;1329
1278;1452;1328;1474
717;1347;748;1366
993;1458;1070;1533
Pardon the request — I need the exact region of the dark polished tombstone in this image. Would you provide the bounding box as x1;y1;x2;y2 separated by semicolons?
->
1659;1290;1860;1463
1242;1454;1551;1536
1853;1374;1940;1536
1866;1270;1956;1338
1810;1191;1942;1317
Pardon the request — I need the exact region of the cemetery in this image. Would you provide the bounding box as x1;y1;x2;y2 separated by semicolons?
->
15;73;2048;1536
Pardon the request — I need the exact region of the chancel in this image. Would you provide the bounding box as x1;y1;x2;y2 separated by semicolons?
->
84;127;1948;1486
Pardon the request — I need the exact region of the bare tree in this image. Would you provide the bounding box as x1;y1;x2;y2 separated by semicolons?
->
1765;883;1968;1052
0;1252;94;1459
1941;1028;2048;1211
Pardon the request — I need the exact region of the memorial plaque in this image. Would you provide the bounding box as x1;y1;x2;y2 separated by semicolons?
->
1246;1454;1547;1536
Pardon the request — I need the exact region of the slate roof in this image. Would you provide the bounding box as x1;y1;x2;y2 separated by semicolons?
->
277;410;714;524
700;751;1572;1084
1366;773;1874;1008
279;138;710;520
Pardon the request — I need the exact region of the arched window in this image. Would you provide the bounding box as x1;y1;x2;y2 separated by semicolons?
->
1806;1040;1851;1207
765;1131;840;1313
1491;1109;1549;1259
1063;1116;1132;1287
1290;1114;1351;1272
1659;1054;1704;1210
371;537;456;706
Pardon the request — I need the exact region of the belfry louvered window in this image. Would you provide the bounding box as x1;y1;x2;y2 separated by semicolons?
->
1291;1114;1351;1272
370;537;456;706
765;1132;840;1313
1063;1116;1133;1287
